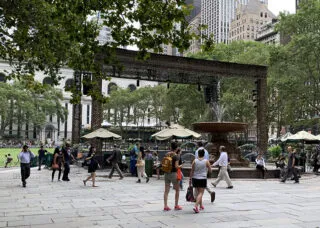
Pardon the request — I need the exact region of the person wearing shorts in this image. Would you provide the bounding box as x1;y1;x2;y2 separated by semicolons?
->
163;142;183;211
190;149;212;213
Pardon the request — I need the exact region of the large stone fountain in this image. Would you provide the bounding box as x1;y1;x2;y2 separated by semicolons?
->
193;122;249;167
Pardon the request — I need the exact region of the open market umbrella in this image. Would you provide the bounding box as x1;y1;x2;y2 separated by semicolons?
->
82;128;121;140
285;130;318;142
82;128;122;158
151;124;201;141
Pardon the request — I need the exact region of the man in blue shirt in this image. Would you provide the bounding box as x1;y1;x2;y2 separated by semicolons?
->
18;145;35;187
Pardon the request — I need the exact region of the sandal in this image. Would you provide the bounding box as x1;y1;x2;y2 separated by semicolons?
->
163;206;171;211
200;205;204;210
174;205;182;210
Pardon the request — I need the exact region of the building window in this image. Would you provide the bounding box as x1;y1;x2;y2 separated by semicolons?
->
260;12;263;17
128;84;136;92
65;79;74;91
64;103;68;139
0;72;6;82
107;82;118;95
43;77;53;85
87;104;90;125
265;12;268;18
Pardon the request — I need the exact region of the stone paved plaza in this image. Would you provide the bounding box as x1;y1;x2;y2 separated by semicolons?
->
1;166;320;228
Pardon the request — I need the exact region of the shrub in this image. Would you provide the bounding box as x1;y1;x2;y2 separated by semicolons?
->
268;145;282;159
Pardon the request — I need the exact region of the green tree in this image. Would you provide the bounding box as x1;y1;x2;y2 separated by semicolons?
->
192;41;270;125
0;80;67;138
271;0;320;132
0;0;195;143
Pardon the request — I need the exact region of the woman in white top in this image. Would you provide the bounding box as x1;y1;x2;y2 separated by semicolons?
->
256;154;266;179
136;146;149;183
190;149;211;213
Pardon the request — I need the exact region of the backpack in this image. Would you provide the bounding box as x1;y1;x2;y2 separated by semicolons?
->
161;152;175;173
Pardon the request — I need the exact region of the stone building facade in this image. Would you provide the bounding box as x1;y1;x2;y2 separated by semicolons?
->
0;61;158;144
229;0;275;42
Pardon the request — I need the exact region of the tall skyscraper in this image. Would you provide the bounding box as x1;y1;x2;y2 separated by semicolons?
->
201;0;237;43
201;0;268;44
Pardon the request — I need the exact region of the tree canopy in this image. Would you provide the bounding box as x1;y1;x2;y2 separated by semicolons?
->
0;0;193;99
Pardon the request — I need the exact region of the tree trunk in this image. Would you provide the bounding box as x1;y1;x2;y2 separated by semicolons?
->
91;76;103;153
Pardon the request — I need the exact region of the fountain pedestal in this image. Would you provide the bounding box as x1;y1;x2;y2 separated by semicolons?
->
193;122;249;167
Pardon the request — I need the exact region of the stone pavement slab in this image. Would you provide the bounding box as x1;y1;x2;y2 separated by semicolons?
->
1;166;320;228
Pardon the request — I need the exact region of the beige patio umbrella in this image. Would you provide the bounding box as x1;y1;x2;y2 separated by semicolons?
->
151;124;201;141
285;130;318;142
82;128;122;158
82;128;121;140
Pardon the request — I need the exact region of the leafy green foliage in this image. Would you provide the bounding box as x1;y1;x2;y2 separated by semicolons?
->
104;84;207;129
0;81;67;137
0;0;194;103
267;145;282;159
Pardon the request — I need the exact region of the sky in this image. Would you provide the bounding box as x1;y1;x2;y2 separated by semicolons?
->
268;0;296;16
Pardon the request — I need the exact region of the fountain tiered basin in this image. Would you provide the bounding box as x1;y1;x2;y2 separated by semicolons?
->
192;122;249;167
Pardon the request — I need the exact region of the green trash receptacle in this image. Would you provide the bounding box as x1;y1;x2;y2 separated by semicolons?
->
31;156;38;167
45;153;53;168
145;160;153;177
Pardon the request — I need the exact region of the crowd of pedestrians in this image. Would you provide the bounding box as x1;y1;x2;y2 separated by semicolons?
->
15;140;308;214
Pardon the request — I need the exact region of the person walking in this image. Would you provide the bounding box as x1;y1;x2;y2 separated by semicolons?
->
62;143;74;181
163;142;182;211
129;142;139;176
83;146;99;187
195;141;209;160
194;141;216;203
211;145;233;189
256;154;267;179
38;145;47;170
281;146;299;183
107;144;124;180
136;146;149;183
18;145;35;187
51;146;64;181
190;149;212;213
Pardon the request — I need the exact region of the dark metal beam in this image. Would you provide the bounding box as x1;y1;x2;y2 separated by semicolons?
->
95;48;267;86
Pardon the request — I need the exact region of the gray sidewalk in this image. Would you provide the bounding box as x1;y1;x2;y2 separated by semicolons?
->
0;166;320;228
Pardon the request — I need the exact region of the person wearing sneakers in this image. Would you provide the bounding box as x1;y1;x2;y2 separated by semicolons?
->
136;146;149;183
211;145;233;189
190;149;212;213
107;144;124;180
194;141;216;203
163;142;183;211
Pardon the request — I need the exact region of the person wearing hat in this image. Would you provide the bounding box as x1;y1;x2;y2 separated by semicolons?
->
18;145;35;187
281;146;299;183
